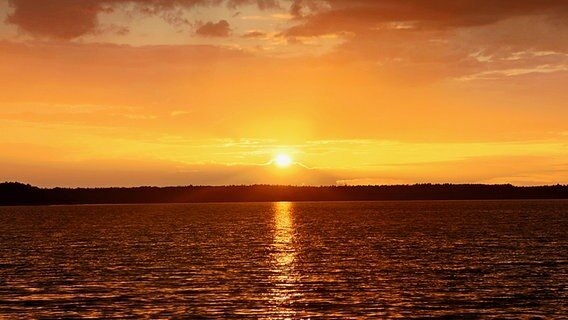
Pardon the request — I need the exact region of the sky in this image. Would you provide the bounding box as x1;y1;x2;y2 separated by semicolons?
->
1;0;567;187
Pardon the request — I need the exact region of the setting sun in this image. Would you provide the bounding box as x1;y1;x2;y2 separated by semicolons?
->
274;154;293;168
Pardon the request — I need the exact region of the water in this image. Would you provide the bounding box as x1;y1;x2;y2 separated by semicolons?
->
0;200;566;319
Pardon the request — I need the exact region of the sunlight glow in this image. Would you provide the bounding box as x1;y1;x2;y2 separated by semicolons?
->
274;154;293;168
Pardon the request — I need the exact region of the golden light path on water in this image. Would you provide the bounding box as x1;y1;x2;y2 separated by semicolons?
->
269;202;299;319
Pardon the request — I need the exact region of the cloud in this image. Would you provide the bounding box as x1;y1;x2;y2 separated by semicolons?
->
0;158;339;187
457;64;568;81
5;0;278;39
3;143;567;187
242;30;267;38
278;2;568;83
6;0;568;83
336;178;410;186
304;4;568;84
6;0;102;39
170;110;193;117
285;0;568;37
333;155;568;186
195;20;231;37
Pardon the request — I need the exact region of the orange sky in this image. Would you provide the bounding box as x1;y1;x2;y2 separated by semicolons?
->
1;0;567;186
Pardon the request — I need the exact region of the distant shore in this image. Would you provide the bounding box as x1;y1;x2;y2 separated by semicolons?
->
1;182;567;206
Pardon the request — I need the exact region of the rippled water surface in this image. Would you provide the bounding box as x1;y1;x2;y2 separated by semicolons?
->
0;200;567;318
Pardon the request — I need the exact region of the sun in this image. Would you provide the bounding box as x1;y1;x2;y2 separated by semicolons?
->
274;154;293;168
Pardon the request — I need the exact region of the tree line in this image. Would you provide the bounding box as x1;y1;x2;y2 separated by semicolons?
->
1;182;567;206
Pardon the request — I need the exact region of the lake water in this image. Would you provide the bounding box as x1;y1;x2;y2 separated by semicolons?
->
0;200;566;319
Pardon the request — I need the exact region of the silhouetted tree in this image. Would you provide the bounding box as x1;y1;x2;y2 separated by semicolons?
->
1;182;567;206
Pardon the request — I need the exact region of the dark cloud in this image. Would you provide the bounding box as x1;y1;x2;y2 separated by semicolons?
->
285;0;568;36
6;0;102;39
5;0;278;39
242;30;266;38
280;0;568;83
196;20;231;37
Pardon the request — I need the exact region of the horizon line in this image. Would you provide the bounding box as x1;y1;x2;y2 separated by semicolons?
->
3;181;568;189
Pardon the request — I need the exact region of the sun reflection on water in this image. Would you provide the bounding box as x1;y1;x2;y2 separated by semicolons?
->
269;201;299;319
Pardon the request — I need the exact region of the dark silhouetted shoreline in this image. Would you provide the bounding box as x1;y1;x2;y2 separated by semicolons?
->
1;182;567;206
